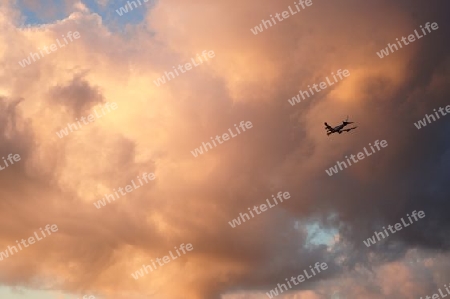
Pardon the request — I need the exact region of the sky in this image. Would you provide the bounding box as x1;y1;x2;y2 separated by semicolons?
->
1;0;450;298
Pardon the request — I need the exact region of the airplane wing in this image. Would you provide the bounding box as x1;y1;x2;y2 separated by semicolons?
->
342;126;357;132
324;122;333;131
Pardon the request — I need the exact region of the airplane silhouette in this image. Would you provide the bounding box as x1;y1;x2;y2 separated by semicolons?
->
324;116;357;136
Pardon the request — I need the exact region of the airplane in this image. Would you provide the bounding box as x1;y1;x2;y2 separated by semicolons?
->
324;116;357;136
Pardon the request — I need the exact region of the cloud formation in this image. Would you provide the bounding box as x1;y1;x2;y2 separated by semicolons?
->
0;0;449;298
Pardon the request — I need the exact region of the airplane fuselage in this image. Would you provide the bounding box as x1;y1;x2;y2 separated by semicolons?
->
325;120;356;135
332;124;345;132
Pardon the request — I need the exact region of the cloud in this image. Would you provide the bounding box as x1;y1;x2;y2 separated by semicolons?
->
0;0;449;298
48;74;105;116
